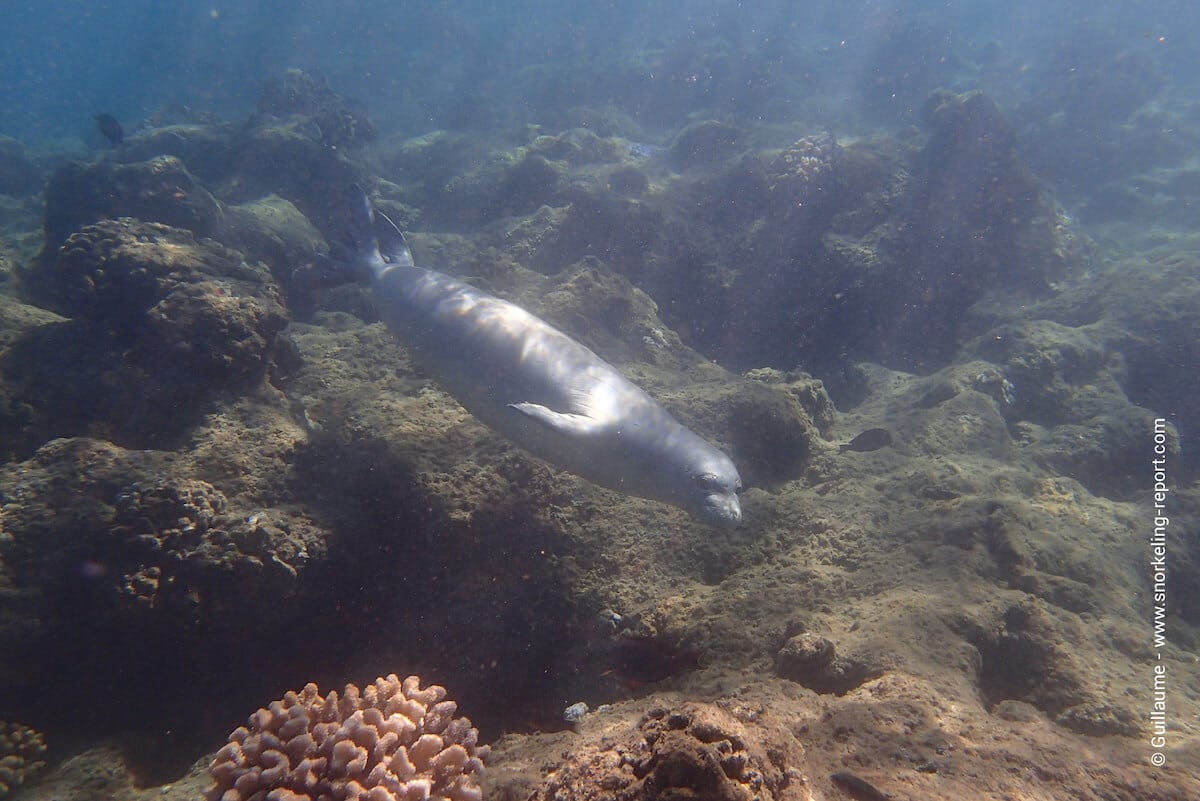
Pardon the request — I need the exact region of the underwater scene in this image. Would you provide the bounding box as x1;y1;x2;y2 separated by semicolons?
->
1;1;1199;799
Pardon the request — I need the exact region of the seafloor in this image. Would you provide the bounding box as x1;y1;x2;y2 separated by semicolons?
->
1;68;1199;800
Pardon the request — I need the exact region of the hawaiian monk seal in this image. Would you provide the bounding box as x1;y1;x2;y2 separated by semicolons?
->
331;188;743;525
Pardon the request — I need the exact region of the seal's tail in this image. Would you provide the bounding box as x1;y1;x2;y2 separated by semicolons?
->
344;185;414;272
297;186;415;288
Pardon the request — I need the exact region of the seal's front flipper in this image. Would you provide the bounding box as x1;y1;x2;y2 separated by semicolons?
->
510;402;600;436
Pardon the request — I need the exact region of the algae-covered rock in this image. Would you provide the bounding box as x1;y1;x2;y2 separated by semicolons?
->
118;123;237;185
0;136;42;197
219;194;327;289
42;155;223;249
0;435;328;748
484;700;805;801
9;220;287;450
669;119;742;169
967;319;1180;499
257;68;375;149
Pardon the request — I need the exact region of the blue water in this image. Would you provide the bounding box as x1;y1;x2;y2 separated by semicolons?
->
5;1;1197;144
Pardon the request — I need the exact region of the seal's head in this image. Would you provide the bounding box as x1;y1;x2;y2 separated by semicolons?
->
683;451;743;527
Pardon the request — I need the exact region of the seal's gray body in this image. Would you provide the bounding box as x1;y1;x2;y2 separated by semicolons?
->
349;196;743;525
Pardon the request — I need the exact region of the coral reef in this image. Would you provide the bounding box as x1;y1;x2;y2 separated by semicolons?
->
774;630;882;696
614;92;1081;375
9;218;286;449
34;75;373;253
0;745;149;801
957;599;1140;736
0;435;327;747
42;155;223;249
228;118;362;229
218;195;327;289
486;700;805;801
765;133;842;223
120;123;237;185
205;675;487;801
966;319;1181;499
0;721;47;798
257;69;375;150
0;435;321;620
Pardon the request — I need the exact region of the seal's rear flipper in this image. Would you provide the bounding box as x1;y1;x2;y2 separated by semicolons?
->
341;184;382;260
322;186;416;282
373;206;415;268
342;185;414;268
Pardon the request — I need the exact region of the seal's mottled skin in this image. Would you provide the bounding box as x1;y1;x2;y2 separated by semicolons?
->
346;192;743;525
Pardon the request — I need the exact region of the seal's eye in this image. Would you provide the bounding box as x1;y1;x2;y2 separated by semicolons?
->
694;473;718;491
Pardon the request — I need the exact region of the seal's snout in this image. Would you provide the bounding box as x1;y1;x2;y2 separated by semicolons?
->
706;494;742;527
726;496;743;525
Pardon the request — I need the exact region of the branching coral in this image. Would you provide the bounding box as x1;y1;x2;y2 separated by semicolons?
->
205;675;487;801
0;721;47;798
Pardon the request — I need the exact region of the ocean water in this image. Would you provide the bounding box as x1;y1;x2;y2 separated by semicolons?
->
2;1;1200;799
3;1;1194;142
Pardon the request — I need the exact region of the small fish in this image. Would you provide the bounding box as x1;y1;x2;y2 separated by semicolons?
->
94;112;124;144
839;427;893;453
627;141;665;159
